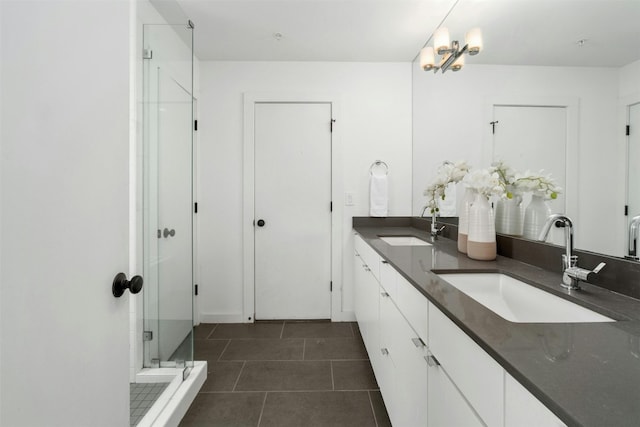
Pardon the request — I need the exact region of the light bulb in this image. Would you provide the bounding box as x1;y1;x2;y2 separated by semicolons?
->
452;54;464;71
434;27;450;55
419;47;435;71
465;28;482;55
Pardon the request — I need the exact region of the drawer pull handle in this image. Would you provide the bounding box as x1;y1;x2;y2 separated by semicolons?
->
381;348;389;356
381;292;389;297
412;337;426;348
425;354;440;367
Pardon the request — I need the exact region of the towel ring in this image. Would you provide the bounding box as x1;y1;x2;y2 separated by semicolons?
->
370;160;389;176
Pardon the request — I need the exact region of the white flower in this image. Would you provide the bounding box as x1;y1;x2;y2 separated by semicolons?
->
462;168;505;198
513;170;562;200
423;160;471;213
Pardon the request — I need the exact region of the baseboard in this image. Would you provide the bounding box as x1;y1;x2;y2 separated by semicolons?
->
199;313;245;323
332;310;356;322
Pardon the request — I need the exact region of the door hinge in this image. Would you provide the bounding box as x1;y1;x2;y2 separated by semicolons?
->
195;284;198;296
627;125;631;136
194;120;198;131
625;205;629;216
330;201;333;212
490;120;499;134
330;119;336;132
157;229;161;239
330;281;333;292
194;202;198;214
143;49;153;60
143;331;153;341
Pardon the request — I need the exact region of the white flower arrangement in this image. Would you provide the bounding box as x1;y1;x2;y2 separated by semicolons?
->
423;160;470;214
490;160;518;199
462;168;505;199
513;170;562;200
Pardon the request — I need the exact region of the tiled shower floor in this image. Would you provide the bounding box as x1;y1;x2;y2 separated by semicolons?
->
129;382;170;426
179;321;391;427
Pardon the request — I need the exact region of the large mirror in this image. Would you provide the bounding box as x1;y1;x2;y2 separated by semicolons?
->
412;0;640;258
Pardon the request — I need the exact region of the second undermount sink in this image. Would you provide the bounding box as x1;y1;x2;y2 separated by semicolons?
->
379;236;432;246
437;273;614;323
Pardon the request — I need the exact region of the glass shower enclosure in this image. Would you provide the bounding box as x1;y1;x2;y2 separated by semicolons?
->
142;22;194;370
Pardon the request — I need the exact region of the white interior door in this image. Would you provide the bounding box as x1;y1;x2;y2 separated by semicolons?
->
1;1;130;425
254;102;332;320
493;105;567;244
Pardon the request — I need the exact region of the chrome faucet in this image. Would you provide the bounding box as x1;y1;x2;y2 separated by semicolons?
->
538;214;606;290
626;215;640;260
420;205;445;242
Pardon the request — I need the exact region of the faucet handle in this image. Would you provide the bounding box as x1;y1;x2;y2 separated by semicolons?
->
593;262;606;274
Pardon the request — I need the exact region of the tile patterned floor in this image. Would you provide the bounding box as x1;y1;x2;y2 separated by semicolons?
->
179;321;391;427
130;382;170;426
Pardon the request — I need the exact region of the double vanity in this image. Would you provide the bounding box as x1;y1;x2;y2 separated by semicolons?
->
353;217;640;427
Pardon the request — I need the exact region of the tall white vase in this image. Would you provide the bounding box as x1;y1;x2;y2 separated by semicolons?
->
457;188;477;253
495;195;523;236
467;193;497;261
523;194;552;240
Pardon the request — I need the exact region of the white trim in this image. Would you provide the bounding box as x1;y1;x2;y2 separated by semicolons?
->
483;96;580;227
243;92;344;323
621;92;640;254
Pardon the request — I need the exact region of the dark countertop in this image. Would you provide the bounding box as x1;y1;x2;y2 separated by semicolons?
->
353;224;640;427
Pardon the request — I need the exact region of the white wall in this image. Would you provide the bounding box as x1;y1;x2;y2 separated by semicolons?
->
412;62;622;255
197;61;412;322
619;59;640;99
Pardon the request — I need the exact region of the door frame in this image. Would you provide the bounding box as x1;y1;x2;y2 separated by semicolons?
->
483;96;579;227
242;92;344;323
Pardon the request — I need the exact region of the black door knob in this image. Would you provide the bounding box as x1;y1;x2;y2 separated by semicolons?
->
257;219;265;227
112;272;144;298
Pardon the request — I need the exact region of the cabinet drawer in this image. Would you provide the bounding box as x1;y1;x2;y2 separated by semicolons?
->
505;373;566;427
379;259;397;298
428;302;504;427
354;234;380;281
396;274;428;343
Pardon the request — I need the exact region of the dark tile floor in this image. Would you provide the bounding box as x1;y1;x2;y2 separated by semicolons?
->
179;321;391;427
130;382;170;426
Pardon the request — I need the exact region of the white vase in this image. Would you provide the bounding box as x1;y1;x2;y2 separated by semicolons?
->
467;193;497;261
457;187;477;253
495;195;523;236
523;194;552;240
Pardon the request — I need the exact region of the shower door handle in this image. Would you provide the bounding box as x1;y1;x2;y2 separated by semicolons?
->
112;273;144;298
163;228;175;238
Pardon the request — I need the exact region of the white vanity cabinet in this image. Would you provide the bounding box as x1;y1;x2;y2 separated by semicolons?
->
353;233;565;427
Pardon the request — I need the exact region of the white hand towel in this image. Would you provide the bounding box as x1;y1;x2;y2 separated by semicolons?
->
370;174;388;217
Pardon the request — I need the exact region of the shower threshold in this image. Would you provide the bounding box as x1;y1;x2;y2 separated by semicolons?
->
134;361;206;427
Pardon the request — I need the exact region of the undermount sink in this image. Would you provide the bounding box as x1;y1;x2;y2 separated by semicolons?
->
379;236;432;246
437;273;614;323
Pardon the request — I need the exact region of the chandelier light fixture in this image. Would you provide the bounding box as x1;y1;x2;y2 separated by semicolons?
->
420;27;482;73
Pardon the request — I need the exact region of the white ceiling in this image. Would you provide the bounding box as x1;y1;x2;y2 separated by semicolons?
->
173;0;640;67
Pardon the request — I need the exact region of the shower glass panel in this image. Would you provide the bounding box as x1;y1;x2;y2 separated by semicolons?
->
142;23;194;369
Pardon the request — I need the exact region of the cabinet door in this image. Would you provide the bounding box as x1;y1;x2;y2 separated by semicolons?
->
505;373;566;427
396;274;428;343
378;287;398;420
429;302;504;427
428;358;484;427
393;313;429;427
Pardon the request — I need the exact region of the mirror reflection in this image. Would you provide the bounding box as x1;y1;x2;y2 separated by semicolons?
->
412;0;640;258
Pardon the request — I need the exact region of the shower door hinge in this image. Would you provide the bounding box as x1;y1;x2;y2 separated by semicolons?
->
627;125;631;136
195;284;198;296
143;331;153;341
143;49;153;60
